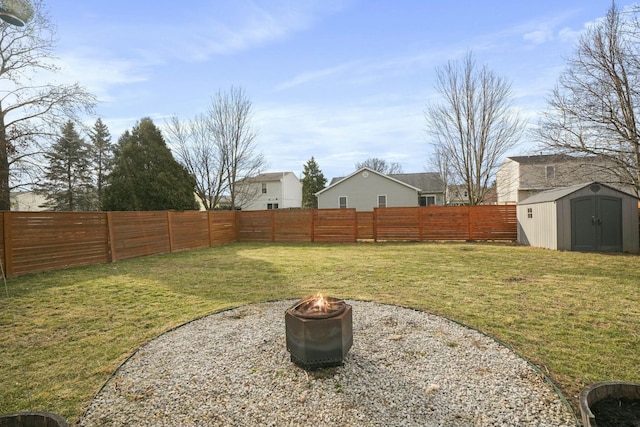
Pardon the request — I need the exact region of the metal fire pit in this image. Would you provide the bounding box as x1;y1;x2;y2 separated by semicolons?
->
285;296;352;370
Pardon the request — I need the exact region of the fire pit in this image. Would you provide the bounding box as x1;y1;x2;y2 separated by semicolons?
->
285;295;352;370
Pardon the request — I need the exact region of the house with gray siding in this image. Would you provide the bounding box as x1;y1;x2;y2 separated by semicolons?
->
316;167;444;211
497;154;624;204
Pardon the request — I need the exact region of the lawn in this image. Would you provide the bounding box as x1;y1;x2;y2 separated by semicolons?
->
1;242;639;424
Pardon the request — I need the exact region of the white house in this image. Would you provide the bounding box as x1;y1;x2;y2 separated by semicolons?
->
10;191;47;211
237;172;302;211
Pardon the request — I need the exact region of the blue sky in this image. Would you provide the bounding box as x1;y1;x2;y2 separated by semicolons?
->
46;0;635;181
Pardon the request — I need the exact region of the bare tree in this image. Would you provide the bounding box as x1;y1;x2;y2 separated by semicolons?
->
166;87;265;210
425;52;523;205
537;2;640;196
428;146;454;204
355;157;404;175
166;114;228;210
0;0;96;210
209;87;265;209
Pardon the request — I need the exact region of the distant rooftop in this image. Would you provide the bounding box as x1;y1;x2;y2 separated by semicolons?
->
329;171;443;193
239;172;296;182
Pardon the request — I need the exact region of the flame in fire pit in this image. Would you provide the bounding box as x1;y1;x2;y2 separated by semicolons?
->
290;293;347;319
313;294;326;312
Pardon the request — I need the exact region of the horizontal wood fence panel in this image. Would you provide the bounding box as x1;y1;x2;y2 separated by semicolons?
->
313;209;357;242
469;205;517;240
209;211;237;246
375;208;421;241
237;211;273;242
6;212;109;276
274;210;313;243
356;212;374;240
169;211;210;252
109;212;171;261
421;206;470;240
0;205;523;277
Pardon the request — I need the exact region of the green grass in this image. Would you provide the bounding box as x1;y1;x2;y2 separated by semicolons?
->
1;242;639;423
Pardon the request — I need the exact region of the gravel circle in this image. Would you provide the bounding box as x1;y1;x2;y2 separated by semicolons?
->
80;300;576;427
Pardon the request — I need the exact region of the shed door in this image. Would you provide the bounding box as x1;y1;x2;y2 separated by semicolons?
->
571;196;622;252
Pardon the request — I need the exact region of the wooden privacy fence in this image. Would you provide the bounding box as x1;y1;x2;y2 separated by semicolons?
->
0;206;516;277
374;205;517;241
0;210;237;277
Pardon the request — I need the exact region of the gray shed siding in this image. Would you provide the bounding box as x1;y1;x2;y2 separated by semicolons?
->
554;185;638;251
317;170;418;211
517;202;558;250
518;183;639;253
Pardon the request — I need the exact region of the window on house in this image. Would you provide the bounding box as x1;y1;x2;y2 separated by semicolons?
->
378;195;387;208
339;196;347;209
261;183;267;194
267;203;279;209
419;195;436;206
546;165;555;180
527;207;533;219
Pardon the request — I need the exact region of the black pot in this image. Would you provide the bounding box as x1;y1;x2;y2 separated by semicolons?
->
579;382;640;427
0;411;68;427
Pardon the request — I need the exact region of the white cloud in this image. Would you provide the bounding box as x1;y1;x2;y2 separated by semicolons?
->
274;61;361;91
253;98;429;179
523;27;554;45
140;1;350;62
558;26;582;44
55;51;148;102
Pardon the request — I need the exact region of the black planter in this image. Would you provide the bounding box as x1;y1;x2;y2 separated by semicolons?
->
579;382;640;427
0;412;68;427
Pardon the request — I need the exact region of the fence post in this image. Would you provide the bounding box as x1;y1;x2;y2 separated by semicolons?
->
468;206;473;240
2;212;12;277
234;210;240;242
310;209;315;243
207;210;213;247
107;212;117;262
373;208;378;242
167;211;174;253
271;210;276;242
418;206;424;241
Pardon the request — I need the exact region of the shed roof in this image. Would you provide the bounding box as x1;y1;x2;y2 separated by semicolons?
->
518;182;639;205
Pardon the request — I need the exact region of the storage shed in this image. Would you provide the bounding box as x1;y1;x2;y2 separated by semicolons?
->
517;182;639;253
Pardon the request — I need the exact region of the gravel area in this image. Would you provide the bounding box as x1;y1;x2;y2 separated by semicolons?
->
80;300;577;427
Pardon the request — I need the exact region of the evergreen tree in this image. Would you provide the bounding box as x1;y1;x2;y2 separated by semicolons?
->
38;121;94;211
103;118;198;211
301;157;327;208
89;118;113;210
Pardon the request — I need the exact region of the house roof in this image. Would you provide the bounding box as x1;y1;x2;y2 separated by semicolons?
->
518;182;639;205
391;172;443;193
317;167;428;195
238;172;295;182
325;169;443;193
507;154;579;164
507;154;615;166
